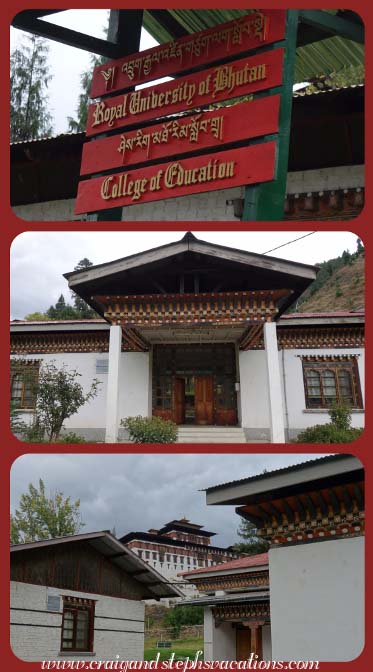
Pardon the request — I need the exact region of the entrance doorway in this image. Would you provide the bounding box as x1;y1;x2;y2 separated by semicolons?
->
152;344;238;426
173;376;214;425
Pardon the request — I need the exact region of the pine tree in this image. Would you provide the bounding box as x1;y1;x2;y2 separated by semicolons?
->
233;518;270;555
46;294;80;320
71;259;98;318
10;34;53;142
67;54;104;132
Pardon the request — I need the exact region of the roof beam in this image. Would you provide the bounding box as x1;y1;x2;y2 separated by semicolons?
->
12;11;121;58
299;10;364;44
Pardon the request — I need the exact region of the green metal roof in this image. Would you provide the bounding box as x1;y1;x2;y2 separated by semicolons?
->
143;9;364;83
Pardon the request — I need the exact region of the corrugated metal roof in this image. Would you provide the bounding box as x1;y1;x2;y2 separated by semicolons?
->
204;454;350;493
143;10;364;83
282;311;365;319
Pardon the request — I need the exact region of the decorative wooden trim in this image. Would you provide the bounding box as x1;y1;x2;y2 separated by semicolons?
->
94;290;290;326
244;325;365;350
10;331;148;354
285;188;364;221
213;602;270;623
238;481;365;548
193;570;268;592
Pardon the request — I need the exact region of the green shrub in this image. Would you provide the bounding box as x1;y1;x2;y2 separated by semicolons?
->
295;402;363;443
295;423;363;443
328;402;351;430
57;432;87;443
121;415;178;443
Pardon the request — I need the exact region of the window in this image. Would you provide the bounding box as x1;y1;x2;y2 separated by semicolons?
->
302;357;363;409
10;360;40;409
61;598;95;652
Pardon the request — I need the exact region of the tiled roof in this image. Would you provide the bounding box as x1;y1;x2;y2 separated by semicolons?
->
181;553;268;576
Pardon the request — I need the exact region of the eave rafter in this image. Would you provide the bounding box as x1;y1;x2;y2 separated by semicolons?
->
237;481;365;547
93;290;292;328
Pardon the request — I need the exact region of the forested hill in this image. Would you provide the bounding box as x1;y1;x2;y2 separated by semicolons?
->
291;246;365;313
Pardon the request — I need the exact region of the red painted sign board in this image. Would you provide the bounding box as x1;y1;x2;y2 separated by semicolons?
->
75;141;276;215
90;10;286;99
80;96;280;176
86;49;283;137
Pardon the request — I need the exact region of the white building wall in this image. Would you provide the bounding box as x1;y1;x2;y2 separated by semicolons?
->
204;608;236;661
238;350;270;440
282;348;365;439
12;351;151;441
10;581;145;662
118;352;151;424
262;624;272;660
269;536;365;662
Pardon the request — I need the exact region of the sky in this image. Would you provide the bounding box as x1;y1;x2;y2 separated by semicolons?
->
10;10;159;134
10;453;323;545
10;230;361;319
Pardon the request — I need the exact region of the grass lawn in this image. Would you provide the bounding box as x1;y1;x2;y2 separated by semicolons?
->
144;636;204;661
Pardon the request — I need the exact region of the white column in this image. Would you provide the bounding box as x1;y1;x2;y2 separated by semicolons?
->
263;322;285;443
105;325;122;443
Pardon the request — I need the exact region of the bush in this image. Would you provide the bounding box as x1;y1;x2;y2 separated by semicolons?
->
57;432;87;443
328;402;351;430
121;415;178;443
295;402;363;443
295;423;363;443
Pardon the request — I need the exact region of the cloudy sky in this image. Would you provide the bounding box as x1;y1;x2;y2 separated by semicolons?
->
10;10;165;134
10;230;360;319
10;9;308;135
10;453;323;545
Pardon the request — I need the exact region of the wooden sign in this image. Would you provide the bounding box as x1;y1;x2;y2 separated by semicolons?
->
90;10;286;99
75;141;276;215
86;49;284;137
80;96;280;176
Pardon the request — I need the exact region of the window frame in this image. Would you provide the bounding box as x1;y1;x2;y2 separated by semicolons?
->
10;360;40;410
60;599;95;653
302;357;363;410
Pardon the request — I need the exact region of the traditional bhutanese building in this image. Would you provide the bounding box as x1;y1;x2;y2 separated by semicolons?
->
180;553;270;660
120;518;242;597
181;454;364;662
10;233;365;443
10;531;182;662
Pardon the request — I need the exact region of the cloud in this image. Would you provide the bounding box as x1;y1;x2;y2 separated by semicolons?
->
10;453;320;546
10;231;359;319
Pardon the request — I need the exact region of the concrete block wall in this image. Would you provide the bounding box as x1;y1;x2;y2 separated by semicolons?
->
12;165;364;222
10;581;145;662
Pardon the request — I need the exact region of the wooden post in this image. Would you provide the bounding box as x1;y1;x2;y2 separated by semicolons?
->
242;10;299;221
95;9;143;222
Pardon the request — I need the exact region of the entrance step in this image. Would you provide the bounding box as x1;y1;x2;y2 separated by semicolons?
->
177;426;246;443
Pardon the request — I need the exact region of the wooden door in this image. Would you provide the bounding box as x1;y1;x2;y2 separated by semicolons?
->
174;378;185;424
236;629;251;661
194;376;213;425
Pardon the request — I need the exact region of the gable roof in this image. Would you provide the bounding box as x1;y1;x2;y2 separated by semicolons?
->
10;531;183;599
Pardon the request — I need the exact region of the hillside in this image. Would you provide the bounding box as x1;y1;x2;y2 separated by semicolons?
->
293;250;365;313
